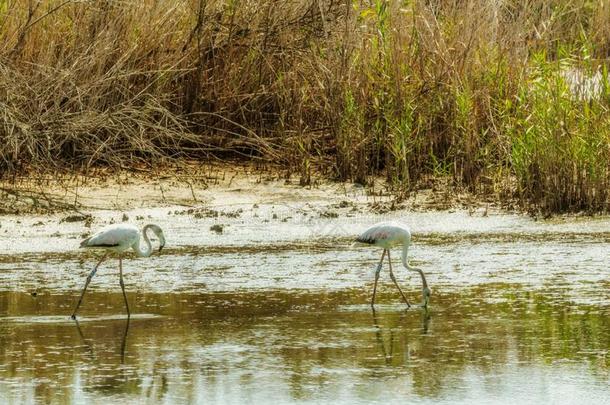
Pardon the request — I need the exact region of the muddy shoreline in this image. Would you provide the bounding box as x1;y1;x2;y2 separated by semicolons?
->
0;163;510;215
1;164;609;257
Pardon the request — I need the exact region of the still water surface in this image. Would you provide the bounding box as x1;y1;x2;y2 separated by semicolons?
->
0;212;608;404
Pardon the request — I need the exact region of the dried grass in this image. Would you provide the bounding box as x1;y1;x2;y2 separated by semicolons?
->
1;0;609;213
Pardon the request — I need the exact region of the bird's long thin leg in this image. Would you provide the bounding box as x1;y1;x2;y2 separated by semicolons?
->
71;253;108;319
387;250;411;308
371;249;386;307
119;256;131;317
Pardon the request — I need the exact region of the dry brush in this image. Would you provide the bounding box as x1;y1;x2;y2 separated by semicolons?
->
0;0;609;213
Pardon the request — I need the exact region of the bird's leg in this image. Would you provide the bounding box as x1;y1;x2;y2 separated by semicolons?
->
71;252;108;319
371;249;386;307
387;250;411;308
119;256;131;317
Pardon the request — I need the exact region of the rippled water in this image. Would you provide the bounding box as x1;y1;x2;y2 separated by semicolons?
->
0;210;609;404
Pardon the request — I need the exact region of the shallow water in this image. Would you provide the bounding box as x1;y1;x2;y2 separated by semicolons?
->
0;210;609;404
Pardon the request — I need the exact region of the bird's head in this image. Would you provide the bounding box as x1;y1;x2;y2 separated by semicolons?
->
146;224;166;252
422;286;431;308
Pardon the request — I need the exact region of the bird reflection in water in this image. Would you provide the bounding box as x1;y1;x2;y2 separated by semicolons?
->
71;316;138;396
73;316;131;363
371;308;431;365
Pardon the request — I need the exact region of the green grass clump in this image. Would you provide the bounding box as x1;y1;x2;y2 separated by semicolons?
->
508;50;610;212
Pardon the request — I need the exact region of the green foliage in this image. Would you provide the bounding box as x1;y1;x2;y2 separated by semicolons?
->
508;49;610;212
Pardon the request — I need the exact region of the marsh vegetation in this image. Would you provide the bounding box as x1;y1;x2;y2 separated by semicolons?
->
1;0;609;213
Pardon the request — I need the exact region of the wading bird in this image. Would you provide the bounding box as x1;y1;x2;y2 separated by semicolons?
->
71;223;166;319
356;222;430;308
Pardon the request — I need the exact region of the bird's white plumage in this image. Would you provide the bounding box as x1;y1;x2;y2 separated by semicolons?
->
356;221;411;248
81;223;140;251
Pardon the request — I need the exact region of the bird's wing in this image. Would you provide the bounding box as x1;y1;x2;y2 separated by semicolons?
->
356;222;410;244
81;224;139;248
356;223;387;244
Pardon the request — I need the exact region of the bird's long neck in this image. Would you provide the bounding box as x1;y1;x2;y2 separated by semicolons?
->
401;241;428;289
132;226;153;257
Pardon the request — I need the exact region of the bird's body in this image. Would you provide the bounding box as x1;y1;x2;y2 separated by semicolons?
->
71;223;166;319
356;222;412;249
356;221;430;308
81;224;140;252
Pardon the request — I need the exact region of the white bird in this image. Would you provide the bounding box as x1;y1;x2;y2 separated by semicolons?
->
356;222;431;308
71;223;166;319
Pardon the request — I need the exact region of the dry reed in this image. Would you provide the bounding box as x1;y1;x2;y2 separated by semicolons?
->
1;0;609;213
